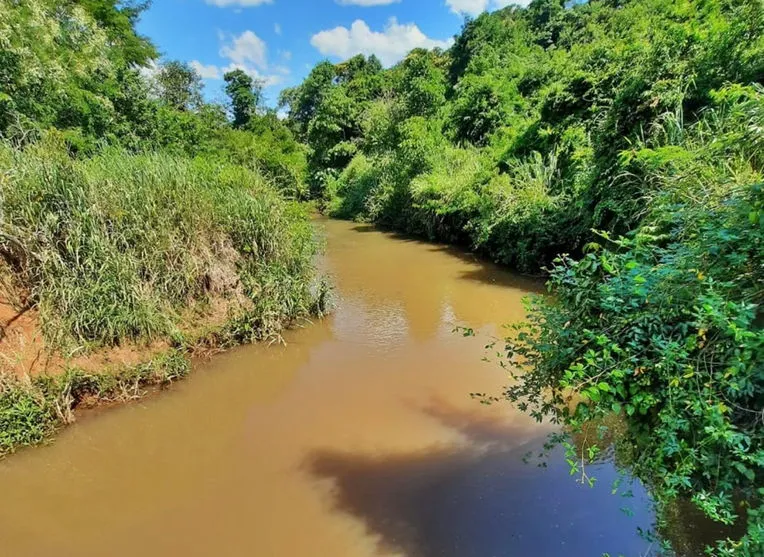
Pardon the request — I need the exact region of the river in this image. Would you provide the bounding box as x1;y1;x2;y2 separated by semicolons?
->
0;218;658;557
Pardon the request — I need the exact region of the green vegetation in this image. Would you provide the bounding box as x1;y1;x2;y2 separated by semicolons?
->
0;143;319;349
285;0;763;553
0;1;323;453
0;0;761;552
285;0;762;272
503;89;763;555
1;351;189;456
0;0;307;195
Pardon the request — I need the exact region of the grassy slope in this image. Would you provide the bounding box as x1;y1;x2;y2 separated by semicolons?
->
0;141;326;455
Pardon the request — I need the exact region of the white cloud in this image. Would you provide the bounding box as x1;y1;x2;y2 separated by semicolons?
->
493;0;533;8
446;0;529;16
221;63;284;86
190;30;288;87
336;0;401;5
446;0;488;15
279;49;292;61
310;18;452;67
190;60;221;79
204;0;272;7
220;30;268;69
274;23;282;35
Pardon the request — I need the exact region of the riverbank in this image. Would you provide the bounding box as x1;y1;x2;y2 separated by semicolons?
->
0;300;325;457
0;143;326;456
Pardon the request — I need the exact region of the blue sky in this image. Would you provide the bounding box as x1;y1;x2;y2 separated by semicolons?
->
137;0;528;107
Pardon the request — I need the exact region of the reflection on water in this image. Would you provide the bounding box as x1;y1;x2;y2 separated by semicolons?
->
0;218;657;557
307;398;655;557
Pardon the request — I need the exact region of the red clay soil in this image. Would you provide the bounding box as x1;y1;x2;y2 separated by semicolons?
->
0;298;169;378
0;300;48;377
0;295;241;378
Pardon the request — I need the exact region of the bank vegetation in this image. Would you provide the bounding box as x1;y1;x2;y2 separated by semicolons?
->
0;0;324;455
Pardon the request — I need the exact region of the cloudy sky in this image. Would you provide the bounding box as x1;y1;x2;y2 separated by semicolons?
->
137;0;529;106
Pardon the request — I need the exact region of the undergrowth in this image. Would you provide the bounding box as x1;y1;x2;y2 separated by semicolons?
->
0;139;320;350
0;350;189;456
0;138;328;456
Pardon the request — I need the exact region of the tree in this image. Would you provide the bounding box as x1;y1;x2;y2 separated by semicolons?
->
78;0;157;66
526;0;566;47
155;61;202;111
397;49;447;119
450;75;507;145
224;69;263;129
278;60;336;137
336;54;383;102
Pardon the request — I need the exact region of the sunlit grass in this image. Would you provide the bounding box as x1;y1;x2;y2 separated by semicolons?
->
0;140;320;350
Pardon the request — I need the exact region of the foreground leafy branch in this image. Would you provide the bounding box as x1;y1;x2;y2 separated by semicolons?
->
501;92;763;555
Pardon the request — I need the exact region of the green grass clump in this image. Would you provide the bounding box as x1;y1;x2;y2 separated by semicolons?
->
0;350;191;456
0;140;321;350
0;373;55;452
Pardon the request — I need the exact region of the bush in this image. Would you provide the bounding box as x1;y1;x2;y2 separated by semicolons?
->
325;153;380;220
501;90;763;555
0;141;319;350
407;146;484;243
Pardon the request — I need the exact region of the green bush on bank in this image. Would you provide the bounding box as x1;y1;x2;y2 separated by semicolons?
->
0;140;325;456
326;143;576;272
0;0;321;458
0;141;319;350
283;0;763;274
500;88;763;556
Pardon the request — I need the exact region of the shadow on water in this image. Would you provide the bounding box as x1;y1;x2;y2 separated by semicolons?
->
350;224;382;234
349;224;429;245
457;265;545;292
347;222;545;292
305;400;658;557
423;244;545;292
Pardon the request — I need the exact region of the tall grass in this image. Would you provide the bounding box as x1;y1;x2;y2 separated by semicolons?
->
0;140;320;350
325;145;571;272
0;139;325;455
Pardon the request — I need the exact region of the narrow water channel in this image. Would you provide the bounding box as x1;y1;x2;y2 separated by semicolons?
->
0;218;657;557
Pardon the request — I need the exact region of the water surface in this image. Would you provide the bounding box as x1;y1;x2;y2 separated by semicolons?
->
0;218;655;557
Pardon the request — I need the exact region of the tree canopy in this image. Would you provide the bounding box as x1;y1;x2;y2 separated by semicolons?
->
0;0;307;196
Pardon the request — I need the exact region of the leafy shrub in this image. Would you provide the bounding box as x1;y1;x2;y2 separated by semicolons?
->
408;147;484;242
326;153;381;219
472;151;577;271
501;91;763;555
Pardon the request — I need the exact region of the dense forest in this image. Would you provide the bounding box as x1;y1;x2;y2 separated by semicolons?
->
0;0;762;554
280;0;763;554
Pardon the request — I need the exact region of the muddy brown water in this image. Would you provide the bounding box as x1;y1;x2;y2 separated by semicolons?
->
0;218;659;557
